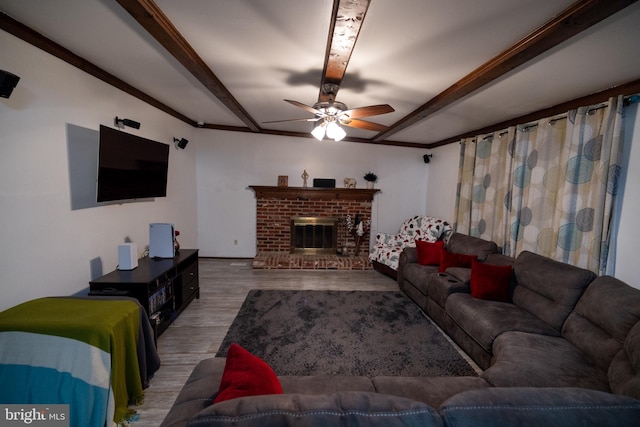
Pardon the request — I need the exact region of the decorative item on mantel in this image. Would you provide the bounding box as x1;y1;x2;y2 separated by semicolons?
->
301;170;309;188
278;175;288;187
174;229;180;254
343;177;356;188
345;214;370;256
363;172;378;189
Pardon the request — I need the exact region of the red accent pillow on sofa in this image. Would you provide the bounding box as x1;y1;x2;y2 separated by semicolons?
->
470;258;513;302
415;240;444;265
439;249;476;273
214;343;283;403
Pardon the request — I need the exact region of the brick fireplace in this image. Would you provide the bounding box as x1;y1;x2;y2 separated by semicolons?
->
249;186;379;255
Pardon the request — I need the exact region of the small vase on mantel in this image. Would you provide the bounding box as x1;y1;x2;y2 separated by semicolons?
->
363;172;377;190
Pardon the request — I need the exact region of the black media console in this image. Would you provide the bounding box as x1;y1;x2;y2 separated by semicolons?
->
89;249;199;338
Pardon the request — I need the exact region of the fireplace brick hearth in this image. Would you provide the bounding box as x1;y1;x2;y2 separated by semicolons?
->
249;186;379;255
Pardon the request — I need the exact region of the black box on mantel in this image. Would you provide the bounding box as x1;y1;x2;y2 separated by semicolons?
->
313;178;336;188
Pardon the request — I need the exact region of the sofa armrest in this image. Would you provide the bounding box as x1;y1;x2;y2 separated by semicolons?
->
400;247;418;264
160;358;226;427
397;247;418;287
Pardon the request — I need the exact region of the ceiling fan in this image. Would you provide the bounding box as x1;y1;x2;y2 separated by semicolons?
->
263;0;394;141
264;83;395;141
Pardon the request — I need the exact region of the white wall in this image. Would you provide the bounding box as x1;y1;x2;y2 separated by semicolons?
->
0;32;198;311
426;106;640;289
195;131;429;257
425;144;460;220
614;102;640;286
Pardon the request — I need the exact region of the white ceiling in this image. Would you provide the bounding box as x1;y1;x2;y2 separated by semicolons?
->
1;0;639;147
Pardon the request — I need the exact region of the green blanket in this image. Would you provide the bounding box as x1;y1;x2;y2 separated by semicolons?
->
0;297;143;424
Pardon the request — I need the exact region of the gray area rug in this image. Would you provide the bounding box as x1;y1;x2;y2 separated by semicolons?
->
216;290;477;377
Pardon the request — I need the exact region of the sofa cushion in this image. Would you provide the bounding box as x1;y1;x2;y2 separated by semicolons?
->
444;233;498;262
440;387;640;427
439;249;475;273
372;376;488;409
214;343;282;403
279;376;376;394
445;293;559;353
562;276;640;372
187;392;443;427
415;239;443;266
609;321;640;400
512;251;596;331
481;331;610;391
483;253;516;266
470;258;512;302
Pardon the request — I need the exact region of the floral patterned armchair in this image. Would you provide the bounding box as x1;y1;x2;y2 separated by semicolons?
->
369;215;452;274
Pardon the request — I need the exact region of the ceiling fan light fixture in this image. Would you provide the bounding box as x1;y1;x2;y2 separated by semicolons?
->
311;123;326;140
333;125;347;141
325;121;340;139
325;121;346;141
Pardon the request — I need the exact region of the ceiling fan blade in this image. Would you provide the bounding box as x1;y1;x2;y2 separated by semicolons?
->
341;118;388;132
263;117;321;124
342;104;395;119
284;99;322;115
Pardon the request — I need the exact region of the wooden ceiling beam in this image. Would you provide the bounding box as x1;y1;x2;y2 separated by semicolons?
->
114;0;261;132
374;0;639;141
318;0;371;102
0;12;196;126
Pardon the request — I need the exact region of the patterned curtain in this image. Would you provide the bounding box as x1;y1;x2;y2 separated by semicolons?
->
554;97;624;273
454;96;624;274
508;115;569;258
454;129;516;251
453;137;476;235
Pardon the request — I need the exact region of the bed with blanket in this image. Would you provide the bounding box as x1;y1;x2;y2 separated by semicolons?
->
0;297;160;427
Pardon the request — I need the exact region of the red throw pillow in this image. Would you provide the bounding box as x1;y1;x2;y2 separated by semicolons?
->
415;239;443;266
439;248;476;272
470;258;513;302
214;343;283;403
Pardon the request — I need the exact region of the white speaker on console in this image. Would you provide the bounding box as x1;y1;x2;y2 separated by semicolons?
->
149;223;175;258
118;243;138;270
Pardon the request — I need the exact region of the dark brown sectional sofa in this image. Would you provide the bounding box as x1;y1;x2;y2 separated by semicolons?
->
159;232;640;426
398;233;640;396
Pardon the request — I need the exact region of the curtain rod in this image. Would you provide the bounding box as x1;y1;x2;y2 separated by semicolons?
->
448;92;639;147
493;98;632;136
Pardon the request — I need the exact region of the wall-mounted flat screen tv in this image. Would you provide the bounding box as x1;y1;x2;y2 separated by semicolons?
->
97;125;170;202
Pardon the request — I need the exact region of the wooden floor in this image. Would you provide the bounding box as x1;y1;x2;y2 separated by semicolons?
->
130;257;399;426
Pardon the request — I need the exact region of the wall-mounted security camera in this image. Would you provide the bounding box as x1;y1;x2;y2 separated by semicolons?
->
423;154;433;164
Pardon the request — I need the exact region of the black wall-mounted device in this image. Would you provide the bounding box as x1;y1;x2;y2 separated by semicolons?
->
0;70;20;98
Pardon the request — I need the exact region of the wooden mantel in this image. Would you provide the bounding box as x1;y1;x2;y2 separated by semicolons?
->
249;186;380;201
